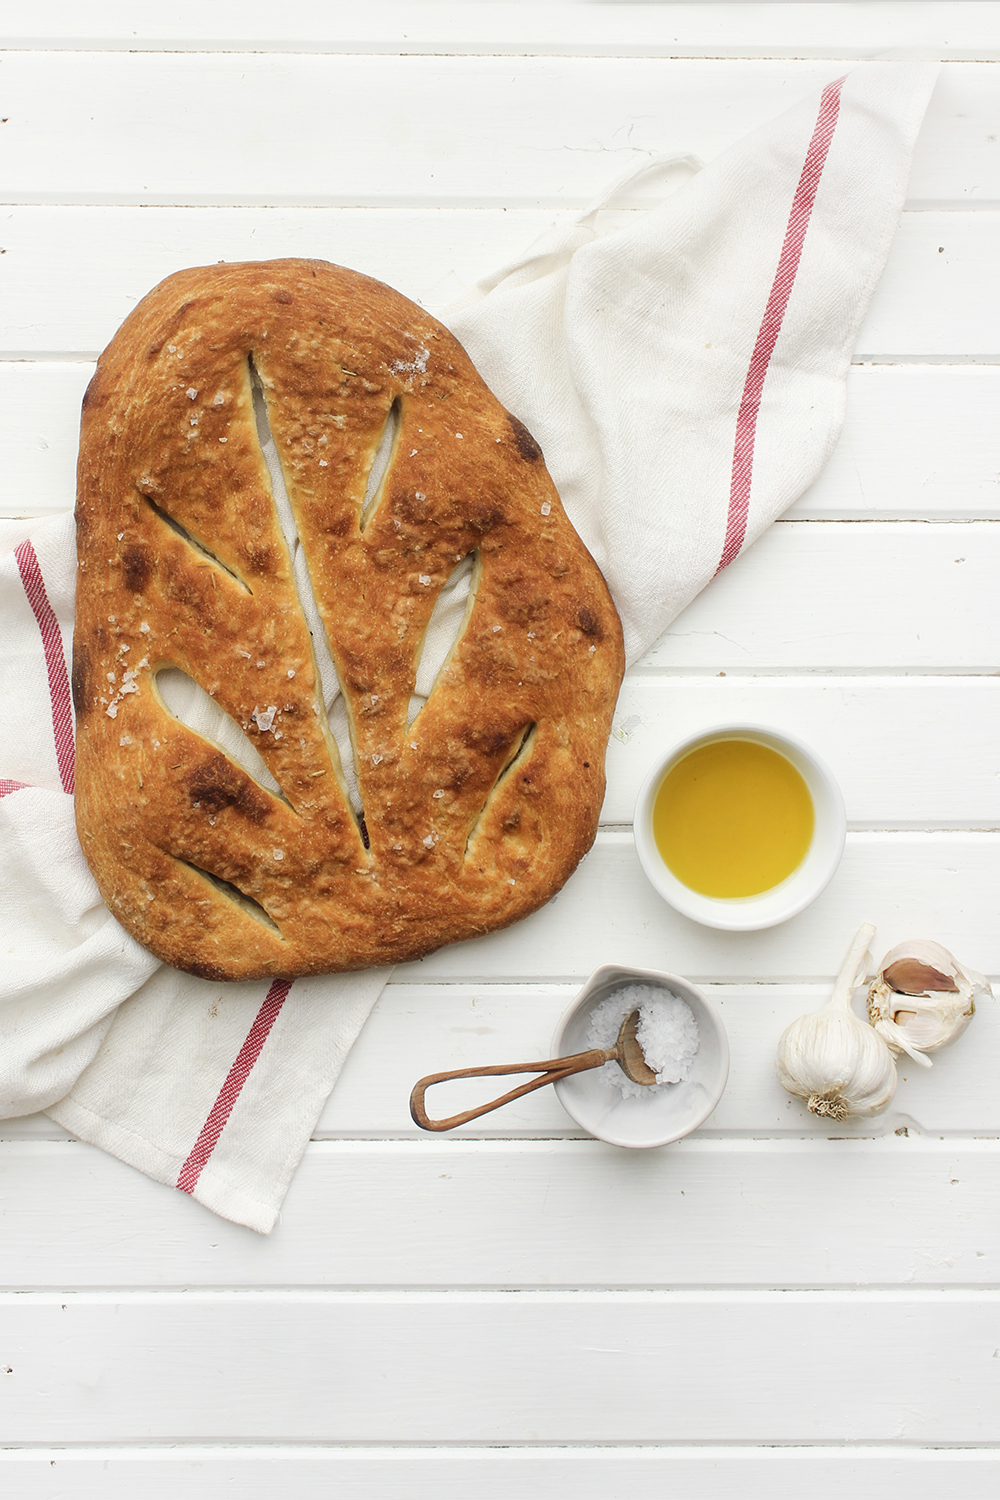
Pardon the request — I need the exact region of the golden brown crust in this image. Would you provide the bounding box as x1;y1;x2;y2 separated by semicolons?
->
73;259;624;979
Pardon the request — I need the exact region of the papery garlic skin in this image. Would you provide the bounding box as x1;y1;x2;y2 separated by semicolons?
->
867;939;990;1068
776;923;898;1120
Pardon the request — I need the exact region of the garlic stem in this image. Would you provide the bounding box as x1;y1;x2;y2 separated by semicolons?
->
830;922;877;1011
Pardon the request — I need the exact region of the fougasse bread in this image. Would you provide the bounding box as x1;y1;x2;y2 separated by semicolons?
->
73;259;625;980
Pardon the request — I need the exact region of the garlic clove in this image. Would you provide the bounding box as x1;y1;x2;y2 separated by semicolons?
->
776;923;898;1120
882;956;957;994
867;939;989;1067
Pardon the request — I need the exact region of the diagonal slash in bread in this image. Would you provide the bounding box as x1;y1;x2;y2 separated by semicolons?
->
73;260;625;980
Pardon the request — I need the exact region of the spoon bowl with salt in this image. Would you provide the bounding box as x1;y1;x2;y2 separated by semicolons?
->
409;1005;658;1133
551;963;730;1149
409;963;729;1146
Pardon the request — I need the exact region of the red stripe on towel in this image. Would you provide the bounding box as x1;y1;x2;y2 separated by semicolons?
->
0;779;29;798
716;75;846;575
14;540;76;793
177;978;293;1195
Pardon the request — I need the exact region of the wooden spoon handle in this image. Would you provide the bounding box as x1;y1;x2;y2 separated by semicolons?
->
409;1048;609;1132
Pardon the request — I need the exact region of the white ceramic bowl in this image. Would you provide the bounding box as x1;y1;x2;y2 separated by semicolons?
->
633;723;846;932
551;963;729;1149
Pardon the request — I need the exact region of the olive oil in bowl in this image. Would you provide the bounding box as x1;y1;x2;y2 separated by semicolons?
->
634;724;846;931
652;738;814;899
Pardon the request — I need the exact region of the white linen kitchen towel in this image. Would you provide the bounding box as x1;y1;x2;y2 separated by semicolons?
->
0;61;937;1231
447;61;939;664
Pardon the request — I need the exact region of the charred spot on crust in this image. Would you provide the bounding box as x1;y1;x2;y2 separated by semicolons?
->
507;412;543;463
463;724;513;758
187;753;272;824
242;541;276;573
186;958;229;981
80;375;107;414
576;605;600;638
71;645;92;715
122;544;152;594
468;504;506;534
443;761;474;793
502;808;522;833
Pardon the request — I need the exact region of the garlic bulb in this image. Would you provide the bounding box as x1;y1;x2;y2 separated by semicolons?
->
867;939;989;1068
776;923;897;1120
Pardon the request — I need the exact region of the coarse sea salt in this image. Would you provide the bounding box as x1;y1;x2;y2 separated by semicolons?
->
586;983;700;1100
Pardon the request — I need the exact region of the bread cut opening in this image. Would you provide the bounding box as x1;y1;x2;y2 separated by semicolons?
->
249;356;365;826
154;667;292;808
139;491;252;595
360;397;401;532
177;858;282;936
464;721;537;860
408;551;480;729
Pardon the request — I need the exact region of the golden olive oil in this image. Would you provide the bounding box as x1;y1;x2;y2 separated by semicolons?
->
653;739;814;899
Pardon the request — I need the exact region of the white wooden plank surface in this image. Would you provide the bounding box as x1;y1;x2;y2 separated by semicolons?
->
635;521;1000;673
0;1137;995;1287
8;364;999;519
7;1;1000;60
3;514;994;681
3;3;999;1487
3;1447;999;1500
0;55;993;208
0;204;992;358
788;365;1000;519
2;1290;998;1442
1;209;995;358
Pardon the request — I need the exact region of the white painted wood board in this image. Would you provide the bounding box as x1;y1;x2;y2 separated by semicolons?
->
0;55;994;208
606;678;1000;826
319;980;1000;1137
2;1290;999;1443
634;521;1000;672
0;1136;996;1287
6;1;1000;60
0;209;993;355
2;4;999;1487
1;1448;999;1500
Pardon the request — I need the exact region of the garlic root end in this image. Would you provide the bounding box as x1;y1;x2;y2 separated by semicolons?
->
807;1092;850;1121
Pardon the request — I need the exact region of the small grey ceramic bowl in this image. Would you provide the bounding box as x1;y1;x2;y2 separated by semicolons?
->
551;963;730;1149
633;722;847;932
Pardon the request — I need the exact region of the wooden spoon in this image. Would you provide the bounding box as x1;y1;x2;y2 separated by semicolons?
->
409;1008;658;1132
